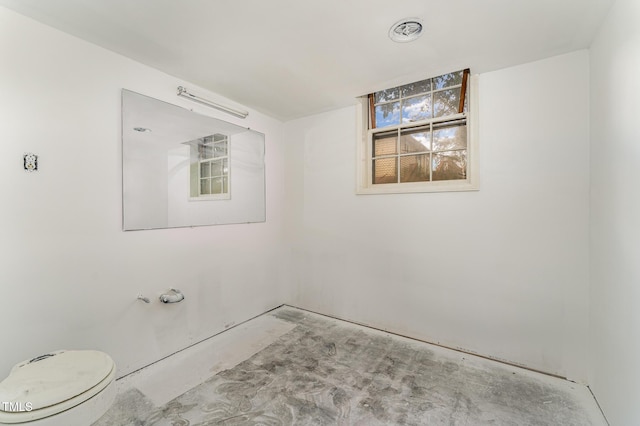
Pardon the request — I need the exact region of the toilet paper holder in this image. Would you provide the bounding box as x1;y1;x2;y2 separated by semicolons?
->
159;288;185;304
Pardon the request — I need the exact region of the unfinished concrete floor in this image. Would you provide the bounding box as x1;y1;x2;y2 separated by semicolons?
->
95;306;607;425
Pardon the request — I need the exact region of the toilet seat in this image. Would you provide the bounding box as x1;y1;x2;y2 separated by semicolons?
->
0;350;115;424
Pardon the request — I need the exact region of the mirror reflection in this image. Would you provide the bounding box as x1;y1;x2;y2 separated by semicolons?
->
122;89;265;231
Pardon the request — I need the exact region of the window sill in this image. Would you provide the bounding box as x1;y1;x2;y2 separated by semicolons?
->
356;179;479;195
189;194;231;201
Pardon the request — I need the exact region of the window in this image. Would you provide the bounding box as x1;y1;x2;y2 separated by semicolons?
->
357;69;478;194
188;133;230;200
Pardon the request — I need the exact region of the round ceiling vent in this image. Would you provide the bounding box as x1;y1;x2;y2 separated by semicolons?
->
389;18;423;43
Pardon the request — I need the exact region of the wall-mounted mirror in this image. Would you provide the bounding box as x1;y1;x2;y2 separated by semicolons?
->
122;89;265;230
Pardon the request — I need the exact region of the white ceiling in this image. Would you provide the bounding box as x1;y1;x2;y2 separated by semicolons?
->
0;0;613;121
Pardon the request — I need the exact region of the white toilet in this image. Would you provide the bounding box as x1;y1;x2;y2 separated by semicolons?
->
0;350;116;425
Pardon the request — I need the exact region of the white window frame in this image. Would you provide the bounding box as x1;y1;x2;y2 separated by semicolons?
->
356;74;479;194
189;134;231;201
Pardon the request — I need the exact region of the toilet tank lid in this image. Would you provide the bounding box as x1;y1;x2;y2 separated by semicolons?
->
0;350;115;412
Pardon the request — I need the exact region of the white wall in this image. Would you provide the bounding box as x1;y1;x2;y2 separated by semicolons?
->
284;51;591;381
0;7;288;377
124;140;169;229
589;0;640;424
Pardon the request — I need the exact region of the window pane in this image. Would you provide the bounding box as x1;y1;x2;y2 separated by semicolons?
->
463;86;469;113
211;177;224;194
401;79;431;97
433;70;463;89
214;141;227;158
198;144;213;160
402;94;432;123
400;154;430;182
373;158;397;184
200;178;211;195
432;150;467;181
433;88;460;118
223;177;228;193
375;87;400;103
210;160;223;177
400;127;431;153
200;162;210;178
373;131;397;157
375;102;400;127
213;133;226;142
433;122;467;152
